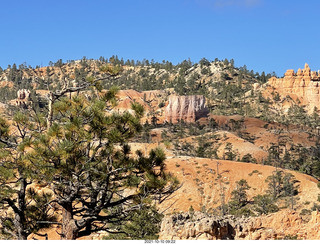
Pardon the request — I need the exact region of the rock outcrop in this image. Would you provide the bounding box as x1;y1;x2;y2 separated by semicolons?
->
160;210;320;240
160;212;237;240
265;63;320;112
165;95;209;123
10;89;32;108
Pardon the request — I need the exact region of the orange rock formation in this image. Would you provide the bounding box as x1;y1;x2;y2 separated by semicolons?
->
266;63;320;112
159;210;320;240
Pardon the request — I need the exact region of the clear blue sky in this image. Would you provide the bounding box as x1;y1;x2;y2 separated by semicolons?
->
1;0;320;75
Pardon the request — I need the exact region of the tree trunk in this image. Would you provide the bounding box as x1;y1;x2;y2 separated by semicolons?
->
61;203;78;240
47;92;54;130
15;177;28;240
13;213;28;240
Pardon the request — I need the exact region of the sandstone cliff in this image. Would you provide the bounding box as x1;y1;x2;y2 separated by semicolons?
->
107;89;170;123
264;63;320;113
160;210;320;240
165;95;209;123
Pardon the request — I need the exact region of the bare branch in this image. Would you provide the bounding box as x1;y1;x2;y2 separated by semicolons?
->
36;221;62;225
0;138;17;148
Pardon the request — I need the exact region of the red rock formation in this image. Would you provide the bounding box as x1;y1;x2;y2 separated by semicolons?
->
165;95;209;123
265;63;320;112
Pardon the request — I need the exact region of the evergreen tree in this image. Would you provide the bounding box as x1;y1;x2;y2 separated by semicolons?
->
253;194;279;215
229;179;250;208
30;93;179;240
265;170;299;200
103;205;163;240
0;112;57;240
0;66;179;240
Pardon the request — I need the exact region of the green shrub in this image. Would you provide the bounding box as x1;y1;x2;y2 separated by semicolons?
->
283;235;298;240
300;209;312;216
312;203;320;211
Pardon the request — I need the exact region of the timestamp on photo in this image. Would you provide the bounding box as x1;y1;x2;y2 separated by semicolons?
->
144;240;176;244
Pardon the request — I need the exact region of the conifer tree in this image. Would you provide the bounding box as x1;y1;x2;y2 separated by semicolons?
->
0;112;57;240
229;179;250;208
0;65;179;240
30;91;179;240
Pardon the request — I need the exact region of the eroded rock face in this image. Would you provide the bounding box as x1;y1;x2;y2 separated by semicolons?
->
165;95;209;123
265;63;320;112
160;212;236;240
159;210;320;240
15;89;31;108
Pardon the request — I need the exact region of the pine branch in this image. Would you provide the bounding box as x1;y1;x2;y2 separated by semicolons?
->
0;138;17;148
36;221;62;225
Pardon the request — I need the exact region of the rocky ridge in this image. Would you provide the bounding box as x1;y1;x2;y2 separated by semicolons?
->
265;63;320;113
160;210;320;240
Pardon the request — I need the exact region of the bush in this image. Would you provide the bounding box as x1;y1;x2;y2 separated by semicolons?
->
241;153;252;163
158;101;165;108
283;235;298;240
300;209;312;216
312;203;320;211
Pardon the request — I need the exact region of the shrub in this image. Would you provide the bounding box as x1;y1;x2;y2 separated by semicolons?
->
300;209;312;216
312;203;320;211
283;235;298;240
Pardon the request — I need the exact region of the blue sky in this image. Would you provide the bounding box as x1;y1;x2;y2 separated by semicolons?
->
1;0;320;75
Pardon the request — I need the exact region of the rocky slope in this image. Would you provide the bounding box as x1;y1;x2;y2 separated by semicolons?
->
27;156;320;240
157;157;320;240
158;157;320;213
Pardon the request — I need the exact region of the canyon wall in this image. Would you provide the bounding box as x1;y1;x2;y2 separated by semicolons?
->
165;95;209;123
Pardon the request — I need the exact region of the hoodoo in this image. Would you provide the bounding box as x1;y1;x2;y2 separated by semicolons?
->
266;63;320;112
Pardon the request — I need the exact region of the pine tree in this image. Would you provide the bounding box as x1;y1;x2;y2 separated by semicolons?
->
30;92;179;240
103;204;163;240
0;112;57;240
0;66;179;240
253;194;279;215
229;179;250;208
